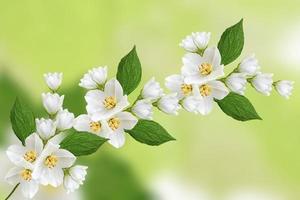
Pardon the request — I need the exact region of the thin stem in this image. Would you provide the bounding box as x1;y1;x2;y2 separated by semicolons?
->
5;183;20;200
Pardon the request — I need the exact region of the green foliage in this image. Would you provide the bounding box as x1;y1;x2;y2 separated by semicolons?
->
215;92;262;121
218;19;244;65
126;120;175;146
117;46;142;95
60;130;107;156
10;98;36;145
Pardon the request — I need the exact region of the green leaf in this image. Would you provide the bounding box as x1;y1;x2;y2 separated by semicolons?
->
116;46;142;95
126;120;175;146
60;131;108;156
218;19;244;65
10;98;36;145
215;92;262;121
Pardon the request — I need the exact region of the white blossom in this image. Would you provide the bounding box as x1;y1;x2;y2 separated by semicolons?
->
79;73;98;90
179;32;210;52
157;94;181;115
56;109;75;131
274;80;294;99
36;118;56;140
44;72;63;91
42;93;64;115
89;66;107;85
132;100;153;120
226;73;247;95
238;54;260;75
251;73;273;96
64;165;88;193
142;77;164;101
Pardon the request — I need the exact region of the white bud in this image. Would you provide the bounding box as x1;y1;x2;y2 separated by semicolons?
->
36;118;56;140
64;175;79;194
252;73;273;96
43;72;63;91
42;93;64;115
69;165;88;185
225;73;247;95
142;77;163;101
89;66;107;85
238;54;260;75
179;32;210;52
157;93;181;115
132;100;153;119
56;109;75;131
79;73;98;90
275;80;294;99
181;96;200;114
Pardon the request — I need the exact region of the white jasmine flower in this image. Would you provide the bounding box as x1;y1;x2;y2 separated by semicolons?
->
89;66;107;85
194;81;229;115
32;142;76;187
64;165;88;194
5;164;39;199
132;100;153;120
251;73;273;96
274;80;294;99
79;73;98;90
44;72;63;91
181;47;224;85
6;133;43;167
157;94;181;115
142;77;164;101
56;109;75;131
73;114;110;135
238;54;260;75
103;112;138;148
181;96;200;114
225;73;247;95
85;79;129;121
36;118;56;140
165;74;196;99
42;93;64;115
179;32;210;52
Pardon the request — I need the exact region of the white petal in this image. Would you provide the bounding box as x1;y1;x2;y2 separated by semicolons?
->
108;129;126;148
5;167;22;185
73;114;91;132
104;79;124;101
85;90;105;105
116;112;138;130
25;133;44;155
197;96;214;115
203;47;221;68
181;53;202;76
56;149;76;168
42;167;64;187
20;180;39;199
209;81;229;100
6;145;26;166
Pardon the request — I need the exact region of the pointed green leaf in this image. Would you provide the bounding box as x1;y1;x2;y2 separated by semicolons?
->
60;131;108;156
215;92;262;121
126;120;175;146
117;46;142;95
10;98;36;145
218;19;244;65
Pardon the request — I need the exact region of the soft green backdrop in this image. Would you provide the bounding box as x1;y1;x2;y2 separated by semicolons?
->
0;0;299;199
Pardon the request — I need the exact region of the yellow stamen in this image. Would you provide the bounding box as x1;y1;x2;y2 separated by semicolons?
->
108;118;121;131
21;169;32;181
199;63;212;75
199;84;211;97
45;155;58;169
181;84;193;96
103;96;117;109
23;150;37;163
89;121;101;133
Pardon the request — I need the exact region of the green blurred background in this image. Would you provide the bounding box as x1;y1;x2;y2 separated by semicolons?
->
0;0;299;199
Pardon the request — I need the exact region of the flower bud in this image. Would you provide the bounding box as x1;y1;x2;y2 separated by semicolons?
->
43;72;63;91
238;54;260;75
36;118;56;140
69;165;88;184
142;77;163;101
157;94;181;115
225;73;247;95
179;32;210;52
181;96;200;113
251;73;273;96
56;109;75;131
64;175;79;194
42;93;64;115
79;73;98;90
275;80;294;99
89;66;107;85
132;100;153;119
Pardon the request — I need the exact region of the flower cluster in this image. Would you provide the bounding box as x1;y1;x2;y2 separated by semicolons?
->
5;73;87;198
4;19;294;199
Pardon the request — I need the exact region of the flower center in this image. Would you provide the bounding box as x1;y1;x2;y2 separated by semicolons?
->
108;118;120;131
89;121;101;132
45;155;58;169
103;96;117;109
21;169;32;181
181;84;193;96
199;63;212;75
23;150;37;163
199;84;211;96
